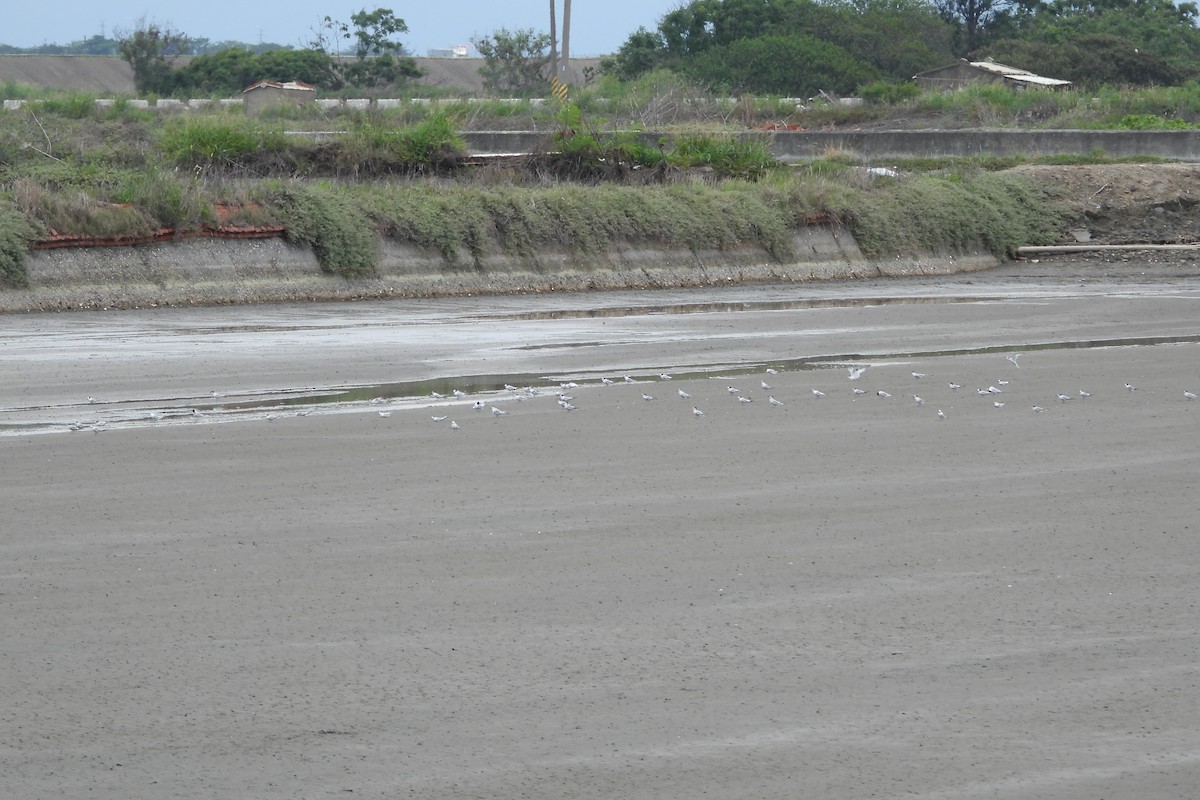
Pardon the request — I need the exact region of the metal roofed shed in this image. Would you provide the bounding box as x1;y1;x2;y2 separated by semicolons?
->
913;59;1072;91
242;80;317;115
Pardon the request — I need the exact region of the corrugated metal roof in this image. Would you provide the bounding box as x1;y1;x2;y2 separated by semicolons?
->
242;80;316;93
968;60;1072;86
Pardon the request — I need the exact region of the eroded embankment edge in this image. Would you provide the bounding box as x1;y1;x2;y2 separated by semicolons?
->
1;225;1000;312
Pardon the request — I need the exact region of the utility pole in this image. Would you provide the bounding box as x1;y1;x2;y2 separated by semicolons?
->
560;0;571;79
549;0;558;78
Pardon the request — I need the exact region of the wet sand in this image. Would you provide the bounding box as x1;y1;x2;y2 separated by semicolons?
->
2;267;1200;799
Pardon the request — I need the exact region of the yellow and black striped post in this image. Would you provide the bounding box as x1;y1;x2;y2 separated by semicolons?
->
550;75;569;102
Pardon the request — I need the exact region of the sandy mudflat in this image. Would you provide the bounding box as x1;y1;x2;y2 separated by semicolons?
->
2;266;1200;799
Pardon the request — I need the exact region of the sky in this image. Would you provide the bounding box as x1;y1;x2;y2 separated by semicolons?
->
1;1;683;57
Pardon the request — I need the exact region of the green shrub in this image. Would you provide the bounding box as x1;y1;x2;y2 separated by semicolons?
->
0;200;41;287
860;81;920;106
159;117;288;168
844;172;1068;258
669;135;777;180
265;183;377;278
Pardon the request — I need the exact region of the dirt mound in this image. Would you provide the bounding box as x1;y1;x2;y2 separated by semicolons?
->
1011;163;1200;246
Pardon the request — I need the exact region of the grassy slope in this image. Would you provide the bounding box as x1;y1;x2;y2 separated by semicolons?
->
0;96;1081;288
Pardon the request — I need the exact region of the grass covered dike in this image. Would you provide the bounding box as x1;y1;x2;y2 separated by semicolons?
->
0;96;1076;290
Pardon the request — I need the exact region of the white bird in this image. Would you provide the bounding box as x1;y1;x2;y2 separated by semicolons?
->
87;396;98;404
738;396;753;403
601;377;614;386
1032;406;1046;413
472;400;486;410
623;376;636;383
912;372;926;379
431;391;445;398
761;380;772;390
766;368;778;375
727;386;740;394
642;393;655;401
561;382;579;389
877;390;891;398
266;413;279;421
659;373;673;380
988;386;1003;394
431;415;447;421
450;420;459;430
453;389;467;398
1007;353;1022;368
191;409;203;417
914;395;924;406
491;406;507;416
848;366;867;381
852;388;867;395
1185;391;1197;400
562;403;577;411
1125;383;1137;392
997;379;1010;386
369;397;385;405
812;389;825;398
769;396;784;406
677;389;690;399
211;391;225;399
977;388;990;396
504;384;518;391
936;409;945;420
1078;389;1091;398
993;401;1005;408
378;411;391;417
949;382;961;390
1057;393;1071;402
692;406;705;417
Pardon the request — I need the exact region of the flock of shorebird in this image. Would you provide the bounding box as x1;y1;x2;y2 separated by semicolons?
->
410;351;1196;432
67;351;1195;434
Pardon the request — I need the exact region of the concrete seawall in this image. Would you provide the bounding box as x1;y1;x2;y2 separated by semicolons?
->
2;226;999;312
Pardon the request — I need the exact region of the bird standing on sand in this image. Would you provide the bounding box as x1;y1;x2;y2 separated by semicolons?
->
769;396;784;407
692;407;705;417
848;367;866;381
677;389;690;399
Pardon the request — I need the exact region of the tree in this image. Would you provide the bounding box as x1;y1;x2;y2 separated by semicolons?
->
311;7;423;89
603;27;667;80
684;34;880;95
472;28;553;94
936;0;1014;52
116;19;190;95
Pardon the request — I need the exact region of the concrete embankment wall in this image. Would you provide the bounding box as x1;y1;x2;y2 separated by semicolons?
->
2;227;999;312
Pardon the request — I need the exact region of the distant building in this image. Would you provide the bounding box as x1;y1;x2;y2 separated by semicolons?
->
242;80;316;115
913;59;1072;91
427;44;472;58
